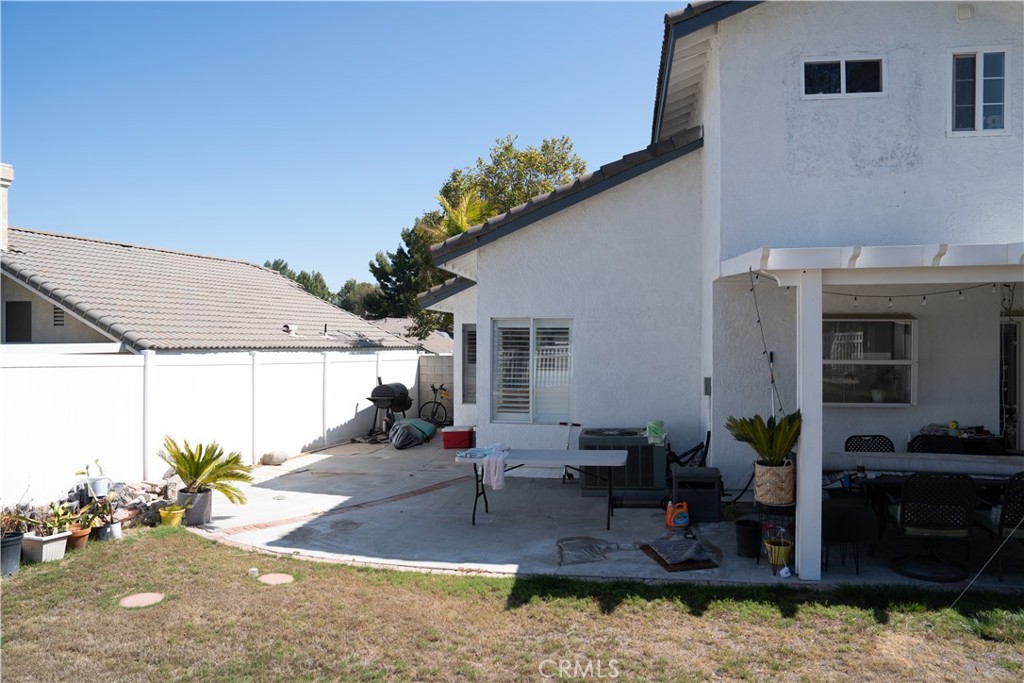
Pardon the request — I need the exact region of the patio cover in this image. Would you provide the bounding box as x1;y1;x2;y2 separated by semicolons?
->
720;241;1024;580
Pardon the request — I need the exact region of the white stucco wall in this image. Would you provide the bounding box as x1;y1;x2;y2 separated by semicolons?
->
712;277;1004;491
715;1;1023;258
471;152;705;450
1;277;112;344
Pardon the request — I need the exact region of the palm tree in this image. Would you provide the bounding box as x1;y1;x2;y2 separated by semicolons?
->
416;190;492;246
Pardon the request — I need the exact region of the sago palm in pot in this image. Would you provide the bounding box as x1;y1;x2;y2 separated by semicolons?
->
725;411;801;505
159;436;253;526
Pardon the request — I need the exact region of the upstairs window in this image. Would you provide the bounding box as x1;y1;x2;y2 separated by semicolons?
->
804;58;883;96
952;50;1005;133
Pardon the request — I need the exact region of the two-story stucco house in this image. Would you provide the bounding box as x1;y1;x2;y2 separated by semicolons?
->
420;1;1024;579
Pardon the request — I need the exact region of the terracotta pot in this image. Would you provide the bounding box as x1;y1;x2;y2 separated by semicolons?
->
67;524;91;550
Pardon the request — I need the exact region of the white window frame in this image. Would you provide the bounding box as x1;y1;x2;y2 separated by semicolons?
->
823;316;918;407
491;318;572;424
801;55;886;99
947;46;1010;137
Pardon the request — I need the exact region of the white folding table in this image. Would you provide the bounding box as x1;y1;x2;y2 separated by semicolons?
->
455;448;628;529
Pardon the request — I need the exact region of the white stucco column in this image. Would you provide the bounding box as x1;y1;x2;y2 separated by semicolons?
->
795;269;823;581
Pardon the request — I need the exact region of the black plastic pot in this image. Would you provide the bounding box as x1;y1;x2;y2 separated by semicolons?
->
1;532;24;576
735;519;763;558
177;490;212;526
90;522;121;542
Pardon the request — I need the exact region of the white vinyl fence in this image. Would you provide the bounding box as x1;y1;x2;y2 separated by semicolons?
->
0;348;419;504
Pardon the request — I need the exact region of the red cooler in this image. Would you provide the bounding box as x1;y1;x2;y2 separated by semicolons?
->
442;426;474;449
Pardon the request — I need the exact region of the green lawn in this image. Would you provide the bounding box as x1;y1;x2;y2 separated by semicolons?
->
1;526;1022;682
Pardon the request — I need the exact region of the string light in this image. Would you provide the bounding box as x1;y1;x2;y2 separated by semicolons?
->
822;282;997;305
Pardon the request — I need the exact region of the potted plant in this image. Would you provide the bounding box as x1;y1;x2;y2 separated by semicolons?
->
67;516;93;550
84;493;121;542
19;502;79;563
763;524;793;571
158;502;189;527
159;436;253;526
75;458;112;499
1;509;27;576
725;410;801;506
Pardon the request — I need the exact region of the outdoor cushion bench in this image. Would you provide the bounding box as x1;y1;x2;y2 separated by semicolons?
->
455;449;628;529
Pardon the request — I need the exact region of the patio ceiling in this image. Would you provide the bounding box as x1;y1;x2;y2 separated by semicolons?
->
720;242;1024;286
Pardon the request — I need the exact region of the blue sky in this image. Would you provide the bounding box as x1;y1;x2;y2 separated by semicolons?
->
2;1;678;290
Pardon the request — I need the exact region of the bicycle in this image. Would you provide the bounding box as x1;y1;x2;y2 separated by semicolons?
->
419;383;450;426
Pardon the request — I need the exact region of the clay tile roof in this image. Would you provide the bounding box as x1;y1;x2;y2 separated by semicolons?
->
1;228;413;352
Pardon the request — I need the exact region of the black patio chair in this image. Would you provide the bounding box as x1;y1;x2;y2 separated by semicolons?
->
844;434;895;452
890;473;975;582
974;471;1024;582
822;499;877;574
908;434;964;454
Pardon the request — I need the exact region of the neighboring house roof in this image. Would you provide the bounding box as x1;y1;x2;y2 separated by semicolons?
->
0;227;414;352
430;125;703;269
368;317;454;355
652;1;761;143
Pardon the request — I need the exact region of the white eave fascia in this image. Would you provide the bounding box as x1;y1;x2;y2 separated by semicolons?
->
439;250;477;281
720;242;1024;286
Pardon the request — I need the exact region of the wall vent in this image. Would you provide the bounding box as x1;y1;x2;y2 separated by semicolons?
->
53;306;65;327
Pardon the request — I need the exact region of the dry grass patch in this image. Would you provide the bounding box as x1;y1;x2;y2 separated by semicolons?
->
0;526;1021;682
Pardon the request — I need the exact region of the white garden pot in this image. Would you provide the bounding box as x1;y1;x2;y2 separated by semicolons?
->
21;531;71;563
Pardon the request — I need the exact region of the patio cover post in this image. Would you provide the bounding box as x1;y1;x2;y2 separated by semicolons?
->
795;269;823;580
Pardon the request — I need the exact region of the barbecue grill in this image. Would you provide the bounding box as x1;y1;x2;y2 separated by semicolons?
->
366;381;412;436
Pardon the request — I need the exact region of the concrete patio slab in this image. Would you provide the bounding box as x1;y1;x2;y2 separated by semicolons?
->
191;440;1024;590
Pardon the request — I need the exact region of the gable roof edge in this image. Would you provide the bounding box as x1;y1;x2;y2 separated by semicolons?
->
433;127;703;266
651;1;762;143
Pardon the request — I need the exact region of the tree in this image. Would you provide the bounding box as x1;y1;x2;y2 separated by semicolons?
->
295;270;332;302
364;226;430;319
336;278;380;318
368;135;586;338
263;258;296;280
472;135;586;214
264;258;332;304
